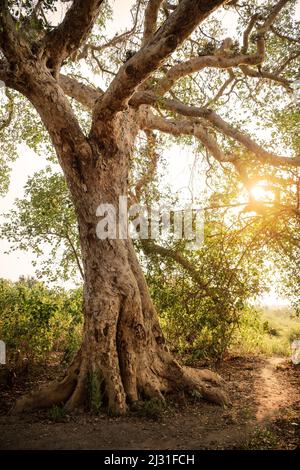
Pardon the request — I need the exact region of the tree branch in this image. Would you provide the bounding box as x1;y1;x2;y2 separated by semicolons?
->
43;0;105;68
65;232;84;280
91;0;228;131
0;1;27;62
0;58;8;83
134;130;159;199
143;112;230;163
242;13;260;54
76;0;142;60
205;70;236;106
143;0;163;45
154;48;264;96
140;239;216;299
138;94;300;167
59;74;102;109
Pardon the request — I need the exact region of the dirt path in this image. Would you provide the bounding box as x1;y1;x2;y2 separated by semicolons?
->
255;357;295;422
0;356;299;450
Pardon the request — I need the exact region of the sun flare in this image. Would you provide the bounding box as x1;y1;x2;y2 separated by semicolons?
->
250;184;275;202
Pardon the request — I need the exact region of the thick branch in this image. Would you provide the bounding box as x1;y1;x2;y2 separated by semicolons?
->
91;0;228;130
0;87;14;131
59;74;102;109
143;0;163;45
138;94;300;167
242;13;259;54
240;64;292;89
258;0;291;34
150;0;291;96
43;0;104;67
154;48;264;95
0;2;28;62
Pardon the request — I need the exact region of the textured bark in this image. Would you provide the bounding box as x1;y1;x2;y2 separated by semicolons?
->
12;112;228;415
13;231;228;415
1;0;244;416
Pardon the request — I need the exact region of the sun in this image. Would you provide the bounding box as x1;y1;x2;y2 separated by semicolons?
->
250;183;275;202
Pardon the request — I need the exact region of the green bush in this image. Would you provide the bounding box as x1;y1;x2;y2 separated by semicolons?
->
0;277;82;365
148;269;243;361
231;306;300;357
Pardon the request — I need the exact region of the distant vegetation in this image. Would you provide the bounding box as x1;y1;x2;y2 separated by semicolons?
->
232;306;300;358
1;277;299;373
0;277;82;368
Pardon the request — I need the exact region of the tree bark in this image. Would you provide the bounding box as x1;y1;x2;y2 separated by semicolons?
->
12;114;228;415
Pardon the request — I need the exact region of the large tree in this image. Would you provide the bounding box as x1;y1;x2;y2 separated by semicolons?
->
0;0;299;415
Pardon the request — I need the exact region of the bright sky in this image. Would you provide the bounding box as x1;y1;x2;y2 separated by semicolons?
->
0;0;299;306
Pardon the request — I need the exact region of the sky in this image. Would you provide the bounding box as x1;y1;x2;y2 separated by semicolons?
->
0;0;299;305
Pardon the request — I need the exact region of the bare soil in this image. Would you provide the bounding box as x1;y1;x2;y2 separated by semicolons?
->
0;355;299;450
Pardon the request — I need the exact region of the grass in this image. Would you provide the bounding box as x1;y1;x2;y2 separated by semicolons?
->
132;398;166;420
88;370;103;414
260;306;300;356
242;427;278;450
48;404;67;422
232;305;300;357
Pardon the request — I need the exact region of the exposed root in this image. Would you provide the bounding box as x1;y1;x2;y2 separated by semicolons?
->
10;335;228;415
65;359;88;411
11;353;82;414
181;365;229;406
136;361;229;408
11;376;77;414
200;385;229;406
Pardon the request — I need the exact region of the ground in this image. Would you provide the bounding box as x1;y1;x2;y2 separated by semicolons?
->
0;355;299;450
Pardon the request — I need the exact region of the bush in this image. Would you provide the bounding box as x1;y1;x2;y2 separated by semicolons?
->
148;272;243;361
231;306;300;357
0;277;82;366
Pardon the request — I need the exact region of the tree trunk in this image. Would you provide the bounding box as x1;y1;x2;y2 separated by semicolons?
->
12;117;228;415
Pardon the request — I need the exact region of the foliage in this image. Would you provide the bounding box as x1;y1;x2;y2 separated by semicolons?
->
132;398;166;420
88;370;103;414
232;306;300;357
0;277;82;365
48;404;67;423
1;167;82;283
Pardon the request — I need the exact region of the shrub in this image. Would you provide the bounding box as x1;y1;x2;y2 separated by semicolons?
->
0;277;82;366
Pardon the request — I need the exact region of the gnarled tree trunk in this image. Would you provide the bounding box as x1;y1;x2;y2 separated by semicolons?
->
12;117;228;415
